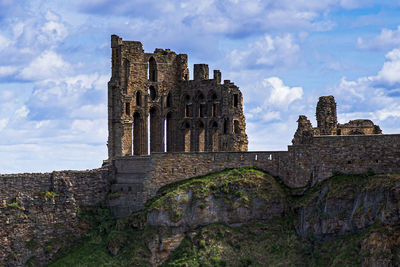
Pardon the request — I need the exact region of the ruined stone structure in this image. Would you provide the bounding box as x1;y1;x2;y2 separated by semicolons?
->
292;96;382;145
108;35;247;158
2;36;400;266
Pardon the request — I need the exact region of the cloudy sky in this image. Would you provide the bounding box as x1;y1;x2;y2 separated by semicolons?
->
1;0;400;173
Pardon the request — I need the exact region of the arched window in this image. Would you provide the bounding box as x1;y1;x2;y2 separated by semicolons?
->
210;91;218;117
234;120;240;134
148;86;156;100
136;91;142;106
198;92;206;117
184;95;191;117
165;112;173;152
166;92;172;108
124;59;130;93
149;107;162;152
233;94;238;107
223;119;228;134
148;57;157;82
125;102;130;116
133;112;144;155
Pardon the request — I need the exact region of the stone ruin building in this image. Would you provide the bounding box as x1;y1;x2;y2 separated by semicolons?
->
108;35;248;158
292;95;382;145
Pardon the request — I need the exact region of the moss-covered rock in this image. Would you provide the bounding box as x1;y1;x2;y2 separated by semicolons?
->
48;169;400;266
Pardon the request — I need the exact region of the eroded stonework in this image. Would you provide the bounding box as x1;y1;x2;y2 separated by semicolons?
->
293;95;382;145
108;35;248;158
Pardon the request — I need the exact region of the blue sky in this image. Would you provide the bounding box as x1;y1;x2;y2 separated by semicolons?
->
1;0;400;173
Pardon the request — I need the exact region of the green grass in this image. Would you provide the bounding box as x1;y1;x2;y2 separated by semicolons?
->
6;202;24;210
39;191;59;201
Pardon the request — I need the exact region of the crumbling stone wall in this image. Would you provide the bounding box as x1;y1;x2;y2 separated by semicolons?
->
316;96;337;135
0;168;111;266
294;96;382;145
108;35;247;158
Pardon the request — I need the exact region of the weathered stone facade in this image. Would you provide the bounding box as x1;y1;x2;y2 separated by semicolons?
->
0;168;111;266
292;95;382;145
107;35;248;158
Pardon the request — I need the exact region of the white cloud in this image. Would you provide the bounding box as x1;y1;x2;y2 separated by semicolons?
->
0;119;8;132
227;34;300;69
18;50;71;81
358;26;400;50
0;66;17;77
331;48;400;133
376;49;400;85
265;77;303;107
0;34;12;50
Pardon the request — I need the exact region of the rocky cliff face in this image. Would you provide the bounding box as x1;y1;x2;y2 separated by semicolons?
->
47;169;400;266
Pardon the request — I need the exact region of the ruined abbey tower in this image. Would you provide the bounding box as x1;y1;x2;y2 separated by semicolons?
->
107;35;248;158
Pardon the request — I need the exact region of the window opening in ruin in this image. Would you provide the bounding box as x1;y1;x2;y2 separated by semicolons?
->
150;107;162;153
255;154;258;161
198;93;205;117
125;102;130;116
184;95;191;117
136;91;142;106
223;119;228;134
184;122;191;152
165;112;173;152
149;86;157;100
166;93;172;108
233;94;238;107
337;129;342;135
124;59;130;93
185;104;191;117
269;154;272;160
210;92;218;117
234;120;240;134
133;112;143;155
199;104;206;117
212;103;217;117
148;57;157;82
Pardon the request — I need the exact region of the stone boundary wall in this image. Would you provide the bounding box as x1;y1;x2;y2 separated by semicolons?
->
110;134;400;217
149;134;400;190
150;151;287;190
0;167;112;266
0;168;111;206
310;134;400;182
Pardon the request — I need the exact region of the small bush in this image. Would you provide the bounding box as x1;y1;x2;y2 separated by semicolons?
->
25;240;39;248
199;240;206;249
40;191;59;201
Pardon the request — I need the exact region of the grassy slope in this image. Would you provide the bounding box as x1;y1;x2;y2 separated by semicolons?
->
47;169;400;267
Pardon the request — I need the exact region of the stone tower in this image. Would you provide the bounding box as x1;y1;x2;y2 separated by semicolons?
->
316;96;337;135
107;35;248;159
